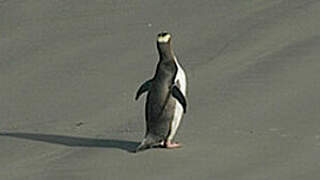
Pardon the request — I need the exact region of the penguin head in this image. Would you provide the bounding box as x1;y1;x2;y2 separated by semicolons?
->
156;31;174;60
157;31;171;43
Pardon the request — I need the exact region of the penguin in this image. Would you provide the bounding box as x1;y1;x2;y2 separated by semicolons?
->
135;31;187;152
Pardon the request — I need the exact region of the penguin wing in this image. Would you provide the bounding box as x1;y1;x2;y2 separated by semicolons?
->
135;79;153;100
172;85;187;113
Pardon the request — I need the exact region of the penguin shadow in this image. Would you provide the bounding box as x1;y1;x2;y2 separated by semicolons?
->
0;132;139;153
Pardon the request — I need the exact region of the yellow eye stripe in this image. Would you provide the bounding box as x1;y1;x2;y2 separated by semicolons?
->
157;34;171;43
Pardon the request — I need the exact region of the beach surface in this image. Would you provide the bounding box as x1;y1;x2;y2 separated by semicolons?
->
1;0;320;179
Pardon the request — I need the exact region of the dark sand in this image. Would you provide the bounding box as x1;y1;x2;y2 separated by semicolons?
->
1;0;320;179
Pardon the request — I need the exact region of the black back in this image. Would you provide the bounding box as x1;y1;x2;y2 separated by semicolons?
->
144;37;178;142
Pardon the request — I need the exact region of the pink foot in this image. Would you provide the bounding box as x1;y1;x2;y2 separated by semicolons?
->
166;142;182;149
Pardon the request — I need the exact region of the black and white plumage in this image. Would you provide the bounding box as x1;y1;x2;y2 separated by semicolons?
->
135;32;187;152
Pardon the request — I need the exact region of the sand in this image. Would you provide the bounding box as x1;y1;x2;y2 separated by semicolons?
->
1;0;320;179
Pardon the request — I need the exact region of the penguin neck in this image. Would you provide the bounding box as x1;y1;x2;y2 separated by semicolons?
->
157;42;175;61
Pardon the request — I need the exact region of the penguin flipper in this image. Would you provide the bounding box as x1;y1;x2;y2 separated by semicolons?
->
172;85;187;113
135;79;152;100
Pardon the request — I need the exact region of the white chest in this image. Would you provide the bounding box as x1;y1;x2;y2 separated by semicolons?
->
174;57;187;95
167;56;187;141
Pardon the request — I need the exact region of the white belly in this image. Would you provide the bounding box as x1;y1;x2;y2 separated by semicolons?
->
167;57;187;141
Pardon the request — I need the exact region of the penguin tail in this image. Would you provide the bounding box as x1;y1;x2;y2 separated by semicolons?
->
135;142;148;153
134;138;152;152
134;137;163;153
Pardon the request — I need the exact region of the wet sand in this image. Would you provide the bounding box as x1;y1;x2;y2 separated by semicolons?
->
1;0;320;179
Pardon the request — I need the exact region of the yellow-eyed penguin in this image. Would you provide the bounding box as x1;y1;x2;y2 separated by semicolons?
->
135;32;187;152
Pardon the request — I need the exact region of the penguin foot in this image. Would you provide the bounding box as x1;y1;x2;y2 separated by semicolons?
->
165;142;182;149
